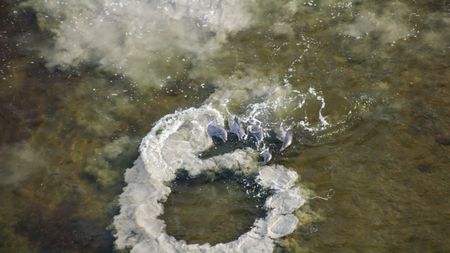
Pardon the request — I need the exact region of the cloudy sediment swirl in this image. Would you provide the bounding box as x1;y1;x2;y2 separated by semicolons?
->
23;0;254;88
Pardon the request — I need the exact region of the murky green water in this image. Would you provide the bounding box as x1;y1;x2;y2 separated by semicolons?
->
0;0;449;252
161;172;268;245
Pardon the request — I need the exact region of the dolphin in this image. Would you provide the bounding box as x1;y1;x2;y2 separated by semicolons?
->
229;116;246;141
280;129;293;152
249;124;263;144
207;121;227;144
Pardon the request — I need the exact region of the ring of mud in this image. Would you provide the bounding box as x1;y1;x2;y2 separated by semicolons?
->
114;106;305;253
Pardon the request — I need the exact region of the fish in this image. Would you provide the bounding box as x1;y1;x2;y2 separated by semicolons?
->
260;149;272;165
207;121;227;144
280;129;293;152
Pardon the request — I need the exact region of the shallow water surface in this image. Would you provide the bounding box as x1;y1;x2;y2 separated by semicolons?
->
0;0;449;252
161;173;267;245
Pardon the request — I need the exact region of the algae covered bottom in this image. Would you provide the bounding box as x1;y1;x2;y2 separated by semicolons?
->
161;172;268;245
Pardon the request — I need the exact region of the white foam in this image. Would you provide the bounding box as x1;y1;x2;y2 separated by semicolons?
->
206;77;338;136
113;105;305;252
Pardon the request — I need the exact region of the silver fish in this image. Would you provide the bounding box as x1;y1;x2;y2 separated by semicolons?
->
280;129;293;152
260;149;272;165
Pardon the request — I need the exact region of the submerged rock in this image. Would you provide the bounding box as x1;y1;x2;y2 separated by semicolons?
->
435;136;450;146
417;164;432;174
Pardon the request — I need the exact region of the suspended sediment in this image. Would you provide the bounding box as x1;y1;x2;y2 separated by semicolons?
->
113;106;305;252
